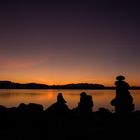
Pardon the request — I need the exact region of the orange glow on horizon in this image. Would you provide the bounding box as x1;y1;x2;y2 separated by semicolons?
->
1;76;139;87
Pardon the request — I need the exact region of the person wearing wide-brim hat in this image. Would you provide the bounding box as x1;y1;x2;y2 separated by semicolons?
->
116;75;125;81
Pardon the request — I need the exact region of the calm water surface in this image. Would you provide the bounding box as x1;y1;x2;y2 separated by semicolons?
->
0;89;139;112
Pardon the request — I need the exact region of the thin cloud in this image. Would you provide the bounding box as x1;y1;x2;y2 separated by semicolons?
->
0;56;47;69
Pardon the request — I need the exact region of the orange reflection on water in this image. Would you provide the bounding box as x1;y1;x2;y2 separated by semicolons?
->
0;89;139;112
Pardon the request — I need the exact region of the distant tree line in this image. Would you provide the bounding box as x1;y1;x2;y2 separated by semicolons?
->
0;81;139;89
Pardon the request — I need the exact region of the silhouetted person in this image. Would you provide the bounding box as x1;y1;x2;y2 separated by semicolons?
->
111;75;134;115
115;75;130;96
46;93;70;114
74;92;93;114
86;95;94;113
78;92;87;112
57;93;67;104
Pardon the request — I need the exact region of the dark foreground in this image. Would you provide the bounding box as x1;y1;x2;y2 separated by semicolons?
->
0;103;140;140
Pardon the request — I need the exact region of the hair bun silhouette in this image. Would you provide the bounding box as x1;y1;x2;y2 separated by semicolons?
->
116;75;125;81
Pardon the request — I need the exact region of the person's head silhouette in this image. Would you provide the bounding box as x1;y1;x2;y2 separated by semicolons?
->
57;93;66;103
116;75;125;81
80;92;87;97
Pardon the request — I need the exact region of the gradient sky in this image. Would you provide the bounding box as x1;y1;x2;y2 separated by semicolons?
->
0;0;140;86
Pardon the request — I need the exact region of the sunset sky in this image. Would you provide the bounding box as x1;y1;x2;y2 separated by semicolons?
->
0;0;140;86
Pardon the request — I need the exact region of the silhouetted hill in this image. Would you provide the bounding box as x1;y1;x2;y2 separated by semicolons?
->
0;81;106;89
49;83;105;89
0;81;49;89
0;81;139;89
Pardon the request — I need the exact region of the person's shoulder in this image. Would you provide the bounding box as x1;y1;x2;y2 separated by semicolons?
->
122;81;130;87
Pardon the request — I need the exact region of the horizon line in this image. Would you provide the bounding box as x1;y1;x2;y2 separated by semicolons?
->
0;80;140;87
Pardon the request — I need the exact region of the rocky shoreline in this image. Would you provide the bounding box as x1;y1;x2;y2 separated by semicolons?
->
0;103;140;140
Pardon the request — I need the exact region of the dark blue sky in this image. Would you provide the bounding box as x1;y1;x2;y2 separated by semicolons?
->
0;0;140;85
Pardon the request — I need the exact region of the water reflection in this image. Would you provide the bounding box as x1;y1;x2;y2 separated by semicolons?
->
0;89;139;111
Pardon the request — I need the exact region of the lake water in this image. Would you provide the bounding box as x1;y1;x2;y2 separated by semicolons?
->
0;89;139;112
